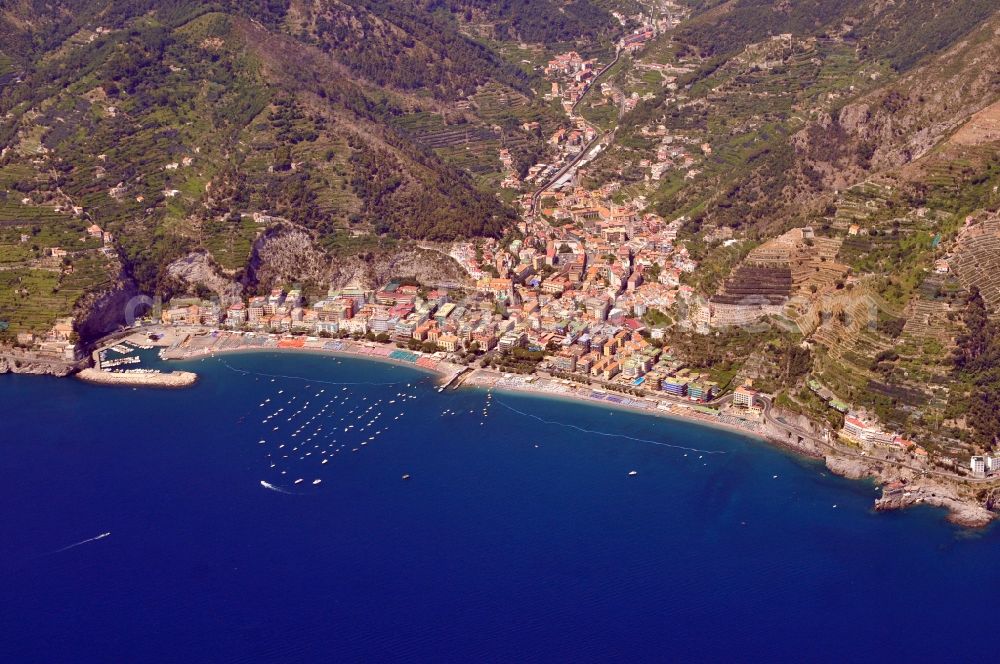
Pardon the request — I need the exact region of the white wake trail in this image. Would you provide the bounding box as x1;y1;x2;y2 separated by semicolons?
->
42;532;111;556
260;480;300;495
495;400;727;455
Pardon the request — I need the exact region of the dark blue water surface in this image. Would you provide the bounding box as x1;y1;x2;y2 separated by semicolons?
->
2;351;997;662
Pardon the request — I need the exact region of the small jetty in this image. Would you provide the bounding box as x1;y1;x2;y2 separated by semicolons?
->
444;367;473;390
77;367;198;388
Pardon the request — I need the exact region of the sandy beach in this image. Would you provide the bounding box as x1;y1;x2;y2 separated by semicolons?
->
152;328;466;382
460;368;788;449
135;326;779;446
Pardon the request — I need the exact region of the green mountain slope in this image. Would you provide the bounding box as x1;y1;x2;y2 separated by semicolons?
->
677;0;997;71
0;2;539;290
0;0;582;338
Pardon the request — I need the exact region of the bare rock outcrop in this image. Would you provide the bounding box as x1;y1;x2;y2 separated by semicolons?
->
245;227;332;290
826;454;996;527
824;455;871;481
327;246;473;291
167;251;243;306
875;483;995;528
0;351;78;377
73;277;138;344
794;13;1000;187
244;226;472;292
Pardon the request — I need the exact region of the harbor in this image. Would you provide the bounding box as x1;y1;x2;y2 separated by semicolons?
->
84;333;197;387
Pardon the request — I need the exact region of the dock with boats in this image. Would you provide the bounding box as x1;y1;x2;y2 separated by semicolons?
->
84;336;196;387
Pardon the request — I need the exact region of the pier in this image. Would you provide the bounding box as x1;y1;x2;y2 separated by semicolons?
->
77;367;198;388
442;367;472;390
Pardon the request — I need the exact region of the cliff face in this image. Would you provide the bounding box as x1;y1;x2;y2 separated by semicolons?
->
328;246;474;291
166;251;244;307
825;454;997;527
243;226;472;293
73;278;138;345
795;13;1000;186
0;351;78;377
244;227;332;292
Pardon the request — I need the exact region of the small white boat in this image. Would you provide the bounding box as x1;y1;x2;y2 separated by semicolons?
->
312;479;322;485
294;478;303;485
628;470;638;476
402;474;411;480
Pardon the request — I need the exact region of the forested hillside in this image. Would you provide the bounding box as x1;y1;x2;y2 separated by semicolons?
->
449;0;620;42
0;1;548;300
588;0;1000;237
677;0;998;71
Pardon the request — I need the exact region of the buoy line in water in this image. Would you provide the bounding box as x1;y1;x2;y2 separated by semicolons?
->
494;400;727;455
218;359;422;387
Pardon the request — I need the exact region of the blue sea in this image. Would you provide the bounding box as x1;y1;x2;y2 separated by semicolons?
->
2;351;998;662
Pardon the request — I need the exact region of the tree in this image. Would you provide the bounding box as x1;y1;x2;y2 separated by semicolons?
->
953;287;989;370
952;287;1000;450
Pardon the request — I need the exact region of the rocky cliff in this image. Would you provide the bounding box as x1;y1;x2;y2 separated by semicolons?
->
243;226;472;293
166;251;244;307
795;13;1000;188
825;454;996;527
0;351;79;377
73;278;139;345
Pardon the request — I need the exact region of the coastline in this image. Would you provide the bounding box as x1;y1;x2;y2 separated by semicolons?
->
153;327;780;445
461;370;790;452
158;332;465;384
16;325;998;528
180;343;451;380
163;336;995;528
0;348;85;377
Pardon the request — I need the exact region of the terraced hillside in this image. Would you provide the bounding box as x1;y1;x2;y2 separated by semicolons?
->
0;1;565;330
951;216;1000;314
0;1;639;341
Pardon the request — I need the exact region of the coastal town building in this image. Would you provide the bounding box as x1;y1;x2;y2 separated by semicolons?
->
971;456;1000;477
